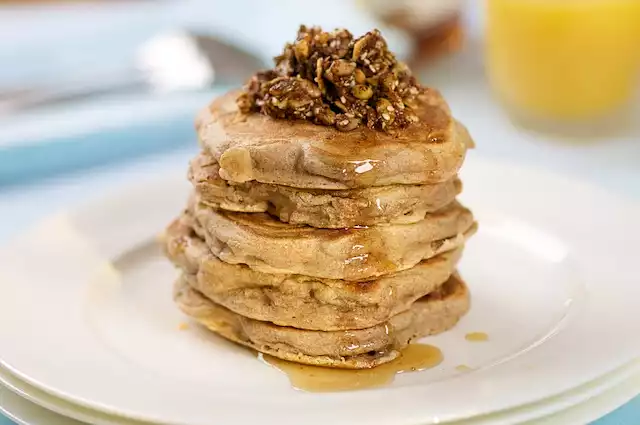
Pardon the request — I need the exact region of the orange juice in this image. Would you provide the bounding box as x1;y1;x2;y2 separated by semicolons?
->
486;0;640;120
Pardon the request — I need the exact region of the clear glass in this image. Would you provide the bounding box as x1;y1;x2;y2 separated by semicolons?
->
486;0;640;128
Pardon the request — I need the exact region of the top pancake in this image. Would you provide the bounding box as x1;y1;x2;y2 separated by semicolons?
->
196;90;473;189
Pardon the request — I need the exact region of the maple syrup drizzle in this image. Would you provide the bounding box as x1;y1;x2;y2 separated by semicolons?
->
261;343;443;392
465;332;489;342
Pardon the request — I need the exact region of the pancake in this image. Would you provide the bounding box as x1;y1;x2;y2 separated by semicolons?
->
196;90;473;189
188;196;476;280
189;152;462;228
174;273;470;369
163;217;463;330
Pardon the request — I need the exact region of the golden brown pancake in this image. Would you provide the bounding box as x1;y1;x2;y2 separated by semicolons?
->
164;25;478;371
174;273;470;369
187;196;476;280
189;152;462;228
196;91;473;189
163;217;464;331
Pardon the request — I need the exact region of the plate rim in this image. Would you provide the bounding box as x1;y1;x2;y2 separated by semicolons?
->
1;358;638;425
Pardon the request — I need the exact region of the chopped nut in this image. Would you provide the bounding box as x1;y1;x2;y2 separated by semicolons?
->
336;114;361;131
294;39;309;61
316;31;329;45
315;58;326;94
237;70;278;114
392;62;409;76
334;100;348;112
237;25;426;132
315;106;336;125
263;76;322;119
352;30;393;76
352;35;366;61
376;98;396;125
329;59;356;77
352;84;373;100
376;98;392;112
380;72;396;92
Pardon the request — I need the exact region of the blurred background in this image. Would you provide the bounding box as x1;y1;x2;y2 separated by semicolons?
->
0;0;637;196
0;0;638;187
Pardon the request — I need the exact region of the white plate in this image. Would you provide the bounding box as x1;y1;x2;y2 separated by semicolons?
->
526;374;640;425
0;389;84;425
0;365;142;425
453;360;640;425
1;360;638;425
0;156;639;425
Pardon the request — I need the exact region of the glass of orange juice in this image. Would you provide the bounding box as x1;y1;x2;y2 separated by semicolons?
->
486;0;640;125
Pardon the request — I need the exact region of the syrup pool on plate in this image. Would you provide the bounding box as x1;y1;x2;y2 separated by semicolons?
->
465;332;489;342
261;343;443;392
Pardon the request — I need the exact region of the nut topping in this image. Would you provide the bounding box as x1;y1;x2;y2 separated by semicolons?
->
237;25;427;132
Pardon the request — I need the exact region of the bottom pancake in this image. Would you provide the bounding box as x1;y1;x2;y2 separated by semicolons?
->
174;273;470;369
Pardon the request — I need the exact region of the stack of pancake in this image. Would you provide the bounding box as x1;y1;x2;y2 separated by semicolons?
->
162;26;476;369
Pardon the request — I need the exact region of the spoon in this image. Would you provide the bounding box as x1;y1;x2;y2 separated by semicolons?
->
0;30;266;114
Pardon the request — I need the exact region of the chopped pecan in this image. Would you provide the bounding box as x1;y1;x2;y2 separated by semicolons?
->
237;25;426;132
